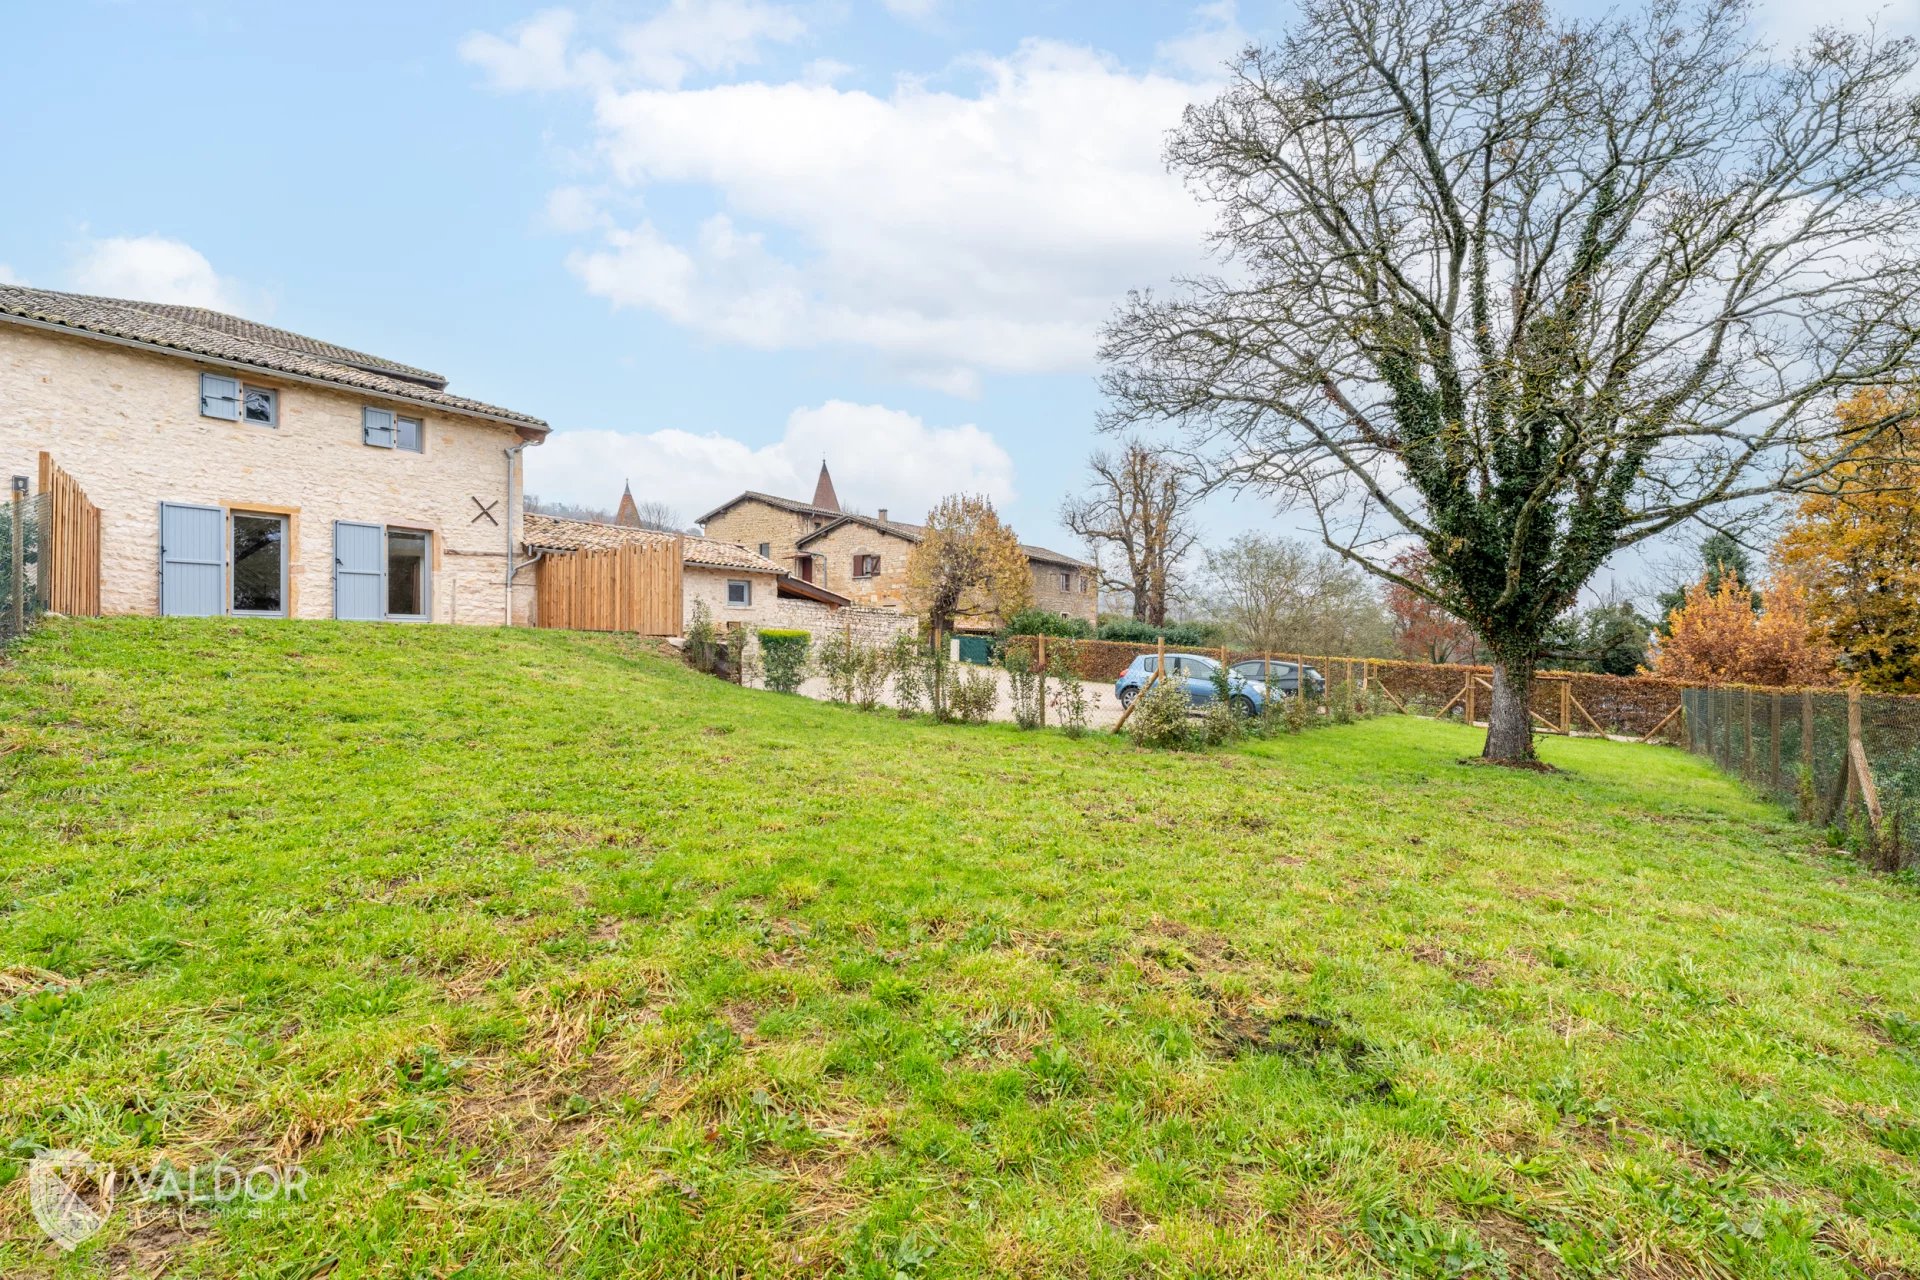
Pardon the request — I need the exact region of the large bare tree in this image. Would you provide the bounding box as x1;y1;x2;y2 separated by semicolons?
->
1060;442;1202;625
1101;0;1920;761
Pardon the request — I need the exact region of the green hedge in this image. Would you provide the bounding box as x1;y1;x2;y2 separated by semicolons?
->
757;629;811;694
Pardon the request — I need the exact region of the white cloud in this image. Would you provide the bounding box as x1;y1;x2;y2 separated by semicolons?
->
525;399;1016;521
0;264;19;285
545;37;1216;388
461;1;806;92
543;185;611;234
69;236;244;311
1155;1;1246;78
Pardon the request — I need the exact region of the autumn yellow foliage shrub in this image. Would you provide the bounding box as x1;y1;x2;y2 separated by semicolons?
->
1648;572;1838;687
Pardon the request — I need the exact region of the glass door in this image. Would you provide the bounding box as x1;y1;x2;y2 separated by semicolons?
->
230;512;287;617
386;528;430;621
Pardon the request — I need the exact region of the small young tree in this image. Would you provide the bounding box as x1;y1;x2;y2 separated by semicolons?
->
1061;442;1200;625
1101;0;1920;762
905;494;1035;638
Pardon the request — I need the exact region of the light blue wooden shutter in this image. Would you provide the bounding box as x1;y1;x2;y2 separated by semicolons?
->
362;408;395;448
334;522;386;620
200;374;240;420
159;502;226;616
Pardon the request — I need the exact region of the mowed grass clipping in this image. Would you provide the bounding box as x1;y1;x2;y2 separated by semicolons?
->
1;618;1918;1279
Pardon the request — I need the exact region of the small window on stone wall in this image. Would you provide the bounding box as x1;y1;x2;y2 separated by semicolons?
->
726;579;752;606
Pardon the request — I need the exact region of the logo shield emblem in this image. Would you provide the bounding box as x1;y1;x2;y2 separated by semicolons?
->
28;1148;113;1251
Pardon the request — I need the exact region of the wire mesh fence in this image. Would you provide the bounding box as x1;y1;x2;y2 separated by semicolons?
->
1684;685;1914;872
0;491;51;646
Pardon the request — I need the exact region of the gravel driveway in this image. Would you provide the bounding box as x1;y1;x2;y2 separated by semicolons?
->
772;665;1131;730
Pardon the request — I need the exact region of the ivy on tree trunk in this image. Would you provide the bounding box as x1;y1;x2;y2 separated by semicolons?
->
1100;0;1920;762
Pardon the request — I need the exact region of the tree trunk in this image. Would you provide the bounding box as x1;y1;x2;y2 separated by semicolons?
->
1482;656;1537;763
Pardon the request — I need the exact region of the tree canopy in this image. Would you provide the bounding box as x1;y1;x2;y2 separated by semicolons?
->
1101;0;1920;759
905;495;1035;637
1778;388;1920;691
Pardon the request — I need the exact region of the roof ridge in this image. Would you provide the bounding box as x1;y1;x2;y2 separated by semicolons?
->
0;284;543;430
100;296;448;386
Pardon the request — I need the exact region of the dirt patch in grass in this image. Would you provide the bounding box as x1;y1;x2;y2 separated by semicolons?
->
1456;755;1562;774
1408;940;1498;988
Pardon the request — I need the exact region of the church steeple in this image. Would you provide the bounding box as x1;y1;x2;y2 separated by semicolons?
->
614;481;642;528
810;460;841;513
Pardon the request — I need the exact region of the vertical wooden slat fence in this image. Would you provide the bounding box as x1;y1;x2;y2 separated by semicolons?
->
535;539;684;636
37;451;101;616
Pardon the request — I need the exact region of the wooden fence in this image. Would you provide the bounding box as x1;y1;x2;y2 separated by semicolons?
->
38;452;100;617
1006;636;1690;740
535;540;684;636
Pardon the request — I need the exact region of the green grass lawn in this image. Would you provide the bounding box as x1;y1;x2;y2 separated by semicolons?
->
2;619;1918;1279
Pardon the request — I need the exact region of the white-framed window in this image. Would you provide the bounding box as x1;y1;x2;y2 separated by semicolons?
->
726;579;752;606
395;416;423;453
200;373;277;427
1059;570;1072;590
758;542;771;557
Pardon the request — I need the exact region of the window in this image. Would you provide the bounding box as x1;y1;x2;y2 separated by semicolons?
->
363;407;396;448
757;542;771;558
201;373;276;426
364;408;423;450
242;386;277;426
386;529;430;620
230;512;287;616
852;554;880;578
1059;571;1072;590
726;579;752;606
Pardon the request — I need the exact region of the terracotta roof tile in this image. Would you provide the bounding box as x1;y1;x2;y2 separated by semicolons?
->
0;284;545;431
522;513;785;573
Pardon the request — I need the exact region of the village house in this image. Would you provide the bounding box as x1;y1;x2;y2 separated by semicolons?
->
521;507;912;647
696;463;1097;630
0;285;548;625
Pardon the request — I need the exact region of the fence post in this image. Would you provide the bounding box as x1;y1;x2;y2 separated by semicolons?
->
1560;680;1571;735
1744;688;1754;776
8;475;25;638
1770;694;1782;792
1037;634;1048;727
1802;691;1814;781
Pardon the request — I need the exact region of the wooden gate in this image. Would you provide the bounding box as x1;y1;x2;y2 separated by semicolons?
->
535;539;684;635
38;452;100;616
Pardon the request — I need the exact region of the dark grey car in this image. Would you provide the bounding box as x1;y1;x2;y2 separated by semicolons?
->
1230;658;1325;697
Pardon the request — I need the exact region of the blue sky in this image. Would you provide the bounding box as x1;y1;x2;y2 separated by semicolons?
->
6;0;1894;587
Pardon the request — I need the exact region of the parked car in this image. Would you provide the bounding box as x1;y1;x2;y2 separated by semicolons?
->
1230;658;1325;697
1113;653;1268;715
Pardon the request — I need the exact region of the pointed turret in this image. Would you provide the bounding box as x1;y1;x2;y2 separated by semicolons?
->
614;481;642;528
810;460;841;513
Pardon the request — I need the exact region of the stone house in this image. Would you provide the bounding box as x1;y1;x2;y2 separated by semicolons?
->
520;510;912;646
0;285;548;625
696;462;1097;630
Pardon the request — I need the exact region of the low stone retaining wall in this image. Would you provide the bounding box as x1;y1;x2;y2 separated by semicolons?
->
762;599;916;647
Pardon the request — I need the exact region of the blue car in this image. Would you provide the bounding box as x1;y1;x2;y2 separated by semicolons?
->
1114;652;1269;716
